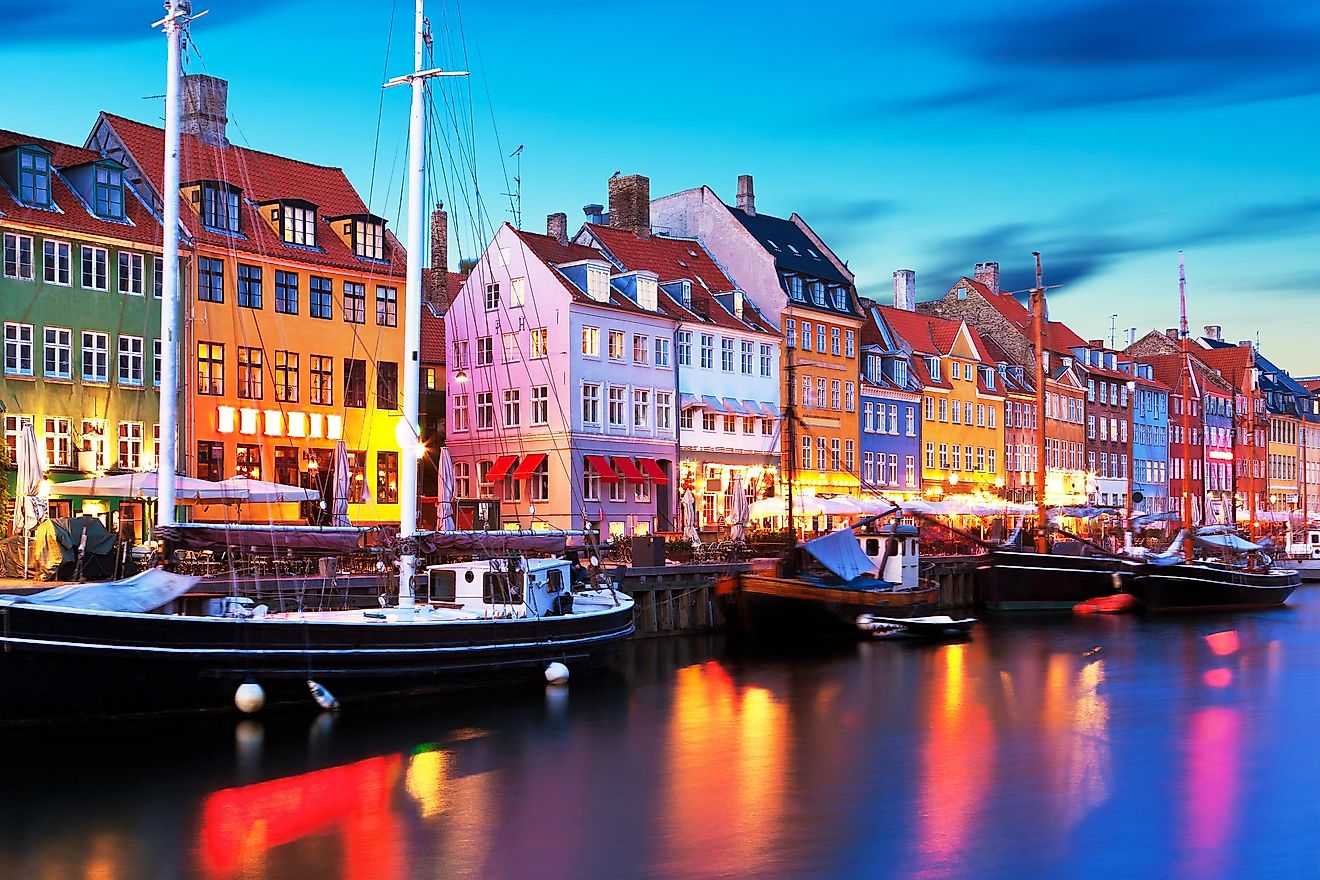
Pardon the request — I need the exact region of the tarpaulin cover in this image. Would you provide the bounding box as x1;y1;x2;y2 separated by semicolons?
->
803;529;876;582
160;524;365;554
417;530;570;554
0;568;199;613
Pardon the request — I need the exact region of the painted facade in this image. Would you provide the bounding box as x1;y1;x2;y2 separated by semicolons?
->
1124;363;1170;516
1075;345;1131;508
858;301;921;498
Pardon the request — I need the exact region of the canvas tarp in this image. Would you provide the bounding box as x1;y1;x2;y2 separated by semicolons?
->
0;568;198;613
803;529;875;582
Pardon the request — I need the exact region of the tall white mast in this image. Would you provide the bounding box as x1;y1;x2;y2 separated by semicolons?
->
385;0;466;607
153;0;195;529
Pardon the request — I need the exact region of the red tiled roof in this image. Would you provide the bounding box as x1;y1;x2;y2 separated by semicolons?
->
874;305;971;358
100;113;404;276
585;224;776;335
956;277;1088;353
511;227;673;320
420;269;466;365
0;128;164;248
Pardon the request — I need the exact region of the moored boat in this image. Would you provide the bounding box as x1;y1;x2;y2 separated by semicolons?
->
977;548;1133;612
1126;560;1299;612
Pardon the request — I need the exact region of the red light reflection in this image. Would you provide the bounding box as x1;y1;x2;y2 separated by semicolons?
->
1204;631;1240;657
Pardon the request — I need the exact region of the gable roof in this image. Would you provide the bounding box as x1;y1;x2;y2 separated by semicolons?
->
512;226;672;320
728;206;851;286
874;304;974;359
951;277;1090;353
97;113;404;276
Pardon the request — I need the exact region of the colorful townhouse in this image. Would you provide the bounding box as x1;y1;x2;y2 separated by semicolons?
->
576;179;780;535
652;175;862;498
1300;377;1320;518
991;357;1038;505
1118;361;1170;517
1142;351;1234;524
872;301;1005;498
0;128;168;537
444;215;678;540
1074;343;1132;508
856;274;923;499
89;75;409;525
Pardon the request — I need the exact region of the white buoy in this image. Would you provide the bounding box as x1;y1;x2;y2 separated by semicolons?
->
545;662;570;685
308;679;340;711
235;680;265;714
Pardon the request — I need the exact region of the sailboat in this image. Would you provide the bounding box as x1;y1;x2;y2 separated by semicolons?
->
1124;254;1300;611
975;254;1136;611
0;0;633;725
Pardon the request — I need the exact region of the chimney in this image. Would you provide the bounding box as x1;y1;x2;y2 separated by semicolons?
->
1204;324;1222;341
430;202;447;271
547;212;568;245
608;173;650;237
893;268;916;311
180;74;229;148
1166;328;1178;340
1127;327;1137;347
583;203;605;225
973;261;1000;296
736;174;756;216
1089;339;1104;349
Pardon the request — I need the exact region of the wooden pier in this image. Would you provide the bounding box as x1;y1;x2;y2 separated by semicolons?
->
615;563;740;637
923;555;982;611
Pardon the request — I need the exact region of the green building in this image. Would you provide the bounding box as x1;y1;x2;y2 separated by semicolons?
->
0;128;172;537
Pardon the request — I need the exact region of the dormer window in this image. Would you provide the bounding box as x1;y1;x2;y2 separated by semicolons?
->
811;280;825;306
93;165;123;219
832;286;848;310
892;359;908;386
636;276;658;312
925;356;941;381
586;265;610;302
679;280;692;310
281;202;317;246
202;183;240;233
18;148;51;207
786;275;804;301
353;218;384;260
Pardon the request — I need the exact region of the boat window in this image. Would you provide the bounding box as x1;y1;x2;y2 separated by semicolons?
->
483;571;525;605
429;569;457;602
865;538;880;556
547;569;564;592
464;569;475;583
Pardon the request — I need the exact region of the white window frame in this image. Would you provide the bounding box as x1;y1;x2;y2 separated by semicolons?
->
4;322;34;377
3;233;34;280
117;334;144;386
43;239;71;286
81;245;108;291
44;326;71;379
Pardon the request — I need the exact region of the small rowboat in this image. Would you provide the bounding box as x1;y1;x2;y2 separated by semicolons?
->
857;614;977;640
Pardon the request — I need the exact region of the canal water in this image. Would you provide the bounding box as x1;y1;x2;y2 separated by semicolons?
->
3;590;1319;880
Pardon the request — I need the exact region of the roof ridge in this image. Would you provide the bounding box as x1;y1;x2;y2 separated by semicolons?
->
100;112;351;175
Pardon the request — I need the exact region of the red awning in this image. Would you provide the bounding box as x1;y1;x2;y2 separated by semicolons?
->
613;457;647;484
486;455;519;482
511;452;547;480
584;454;620;483
637;458;670;484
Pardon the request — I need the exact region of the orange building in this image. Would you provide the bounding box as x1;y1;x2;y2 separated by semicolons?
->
89;76;408;523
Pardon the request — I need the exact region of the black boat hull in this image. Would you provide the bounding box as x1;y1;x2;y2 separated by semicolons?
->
717;573;939;638
0;603;635;725
1127;564;1300;611
976;550;1134;612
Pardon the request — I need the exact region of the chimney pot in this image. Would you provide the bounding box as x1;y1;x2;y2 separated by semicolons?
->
583;204;605;224
180;74;229;148
547;212;568;245
893;268;916;311
973;261;1000;296
736;174;756;216
608;174;651;237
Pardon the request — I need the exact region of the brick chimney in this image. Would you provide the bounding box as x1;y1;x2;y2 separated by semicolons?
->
608;174;650;237
893;268;916;311
547;212;568;245
736;174;756;216
1204;324;1222;341
974;261;1000;295
1166;328;1178;340
430;202;447;271
180;74;229;148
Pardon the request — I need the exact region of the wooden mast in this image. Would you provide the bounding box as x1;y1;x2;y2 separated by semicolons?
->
1031;252;1049;554
1178;253;1195;562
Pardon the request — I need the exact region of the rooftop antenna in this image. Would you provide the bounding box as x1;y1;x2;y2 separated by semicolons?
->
503;144;524;229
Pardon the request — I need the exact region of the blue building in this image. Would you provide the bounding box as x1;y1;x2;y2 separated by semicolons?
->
1125;361;1170;516
858;300;922;498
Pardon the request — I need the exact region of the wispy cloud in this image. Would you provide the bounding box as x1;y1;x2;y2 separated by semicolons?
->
0;1;289;46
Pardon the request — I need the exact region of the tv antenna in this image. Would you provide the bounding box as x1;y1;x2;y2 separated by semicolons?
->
503;144;524;229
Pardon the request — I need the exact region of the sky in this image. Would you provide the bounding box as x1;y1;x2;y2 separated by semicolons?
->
3;0;1318;373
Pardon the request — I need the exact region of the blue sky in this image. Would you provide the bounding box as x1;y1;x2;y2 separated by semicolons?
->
3;0;1317;372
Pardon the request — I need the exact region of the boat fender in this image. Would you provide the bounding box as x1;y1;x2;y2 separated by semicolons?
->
252;604;269;619
308;680;340;711
235;680;265;714
545;662;570;685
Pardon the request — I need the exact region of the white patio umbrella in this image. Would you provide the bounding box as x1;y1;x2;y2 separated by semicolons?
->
729;472;750;542
680;487;700;542
12;422;46;577
50;471;249;502
437;447;456;531
331;440;352;527
217;475;319;503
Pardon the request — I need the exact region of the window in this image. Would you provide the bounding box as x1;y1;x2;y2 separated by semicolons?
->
80;245;107;290
906;455;916;487
721;338;735;372
677;331;691;365
724;414;737;433
787;275;804;301
502;333;520;363
925;396;934;420
953;445;962;471
117;422;143;470
274;350;298;402
976;403;985;427
4;323;33;376
310;355;333;405
700;334;715;369
343;282;366;323
119;250;147;296
503;389;521;427
369;285;398;327
44;417;71;468
377;362;398;410
582;326;600;357
608;386;626;427
118;335;144;386
821;437;831;470
583;466;600;502
801;436;813;469
831;380;841;410
202;185;240;233
4;233;34;280
196;441;224;481
196;341;225;395
977;447;986;472
509;277;525;307
845;440;856;472
531;328;549;359
343;358;366;408
864;452;876;484
656;391;673;429
988;406;996;429
845;330;855;358
864;402;874;433
274;271;299;314
817;324;826;352
233;263;262;309
476;392;494;429
845;382;856;413
485;282;501;311
310;275;333;319
907;407;916;435
609;330;626;360
582;384;600;425
628;334;647;365
926;442;935;470
198;257;224;303
633;389;651;429
743;417;755;435
831;327;841;356
353;219;385;260
952;398;961;424
153;257;164;299
818;378;827;410
43;240;70;285
18;150;50;206
477;336;493;366
811;281;826;306
453;461;471;498
530;458;549;502
785;319;796;349
800;322;811;352
44;327;71;379
740;340;754;374
82;331;109;383
703;412;717;432
681;407;695;430
531;385;549;425
939;443;950;470
451;394;469;431
760;343;773;377
377;452;399;504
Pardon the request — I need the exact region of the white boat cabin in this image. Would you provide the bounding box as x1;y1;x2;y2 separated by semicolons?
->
423;557;577;617
859;524;921;589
